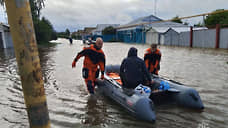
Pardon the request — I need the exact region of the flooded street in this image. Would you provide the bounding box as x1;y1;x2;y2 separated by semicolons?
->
0;38;228;128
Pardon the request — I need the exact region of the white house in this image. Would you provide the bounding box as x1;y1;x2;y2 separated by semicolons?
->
0;23;13;49
92;24;120;35
146;27;170;44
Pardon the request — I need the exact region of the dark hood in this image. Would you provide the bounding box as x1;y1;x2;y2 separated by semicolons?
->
128;47;138;57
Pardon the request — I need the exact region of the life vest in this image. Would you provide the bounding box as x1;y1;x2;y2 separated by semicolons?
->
74;44;105;72
144;48;161;74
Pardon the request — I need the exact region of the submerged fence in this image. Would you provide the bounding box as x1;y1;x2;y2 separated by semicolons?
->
162;26;228;49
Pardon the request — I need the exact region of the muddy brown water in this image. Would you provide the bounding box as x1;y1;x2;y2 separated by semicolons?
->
0;39;227;128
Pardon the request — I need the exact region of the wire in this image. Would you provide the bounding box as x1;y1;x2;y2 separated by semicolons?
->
116;9;228;29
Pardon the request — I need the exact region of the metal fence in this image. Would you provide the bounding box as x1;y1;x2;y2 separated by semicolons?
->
220;28;228;49
192;29;216;48
160;27;228;49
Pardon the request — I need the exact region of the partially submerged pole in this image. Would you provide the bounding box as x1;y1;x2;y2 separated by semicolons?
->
190;26;193;48
5;0;50;128
215;24;220;49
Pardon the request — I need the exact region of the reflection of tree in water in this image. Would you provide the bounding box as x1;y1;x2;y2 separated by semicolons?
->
38;46;58;90
82;95;108;127
38;45;57;73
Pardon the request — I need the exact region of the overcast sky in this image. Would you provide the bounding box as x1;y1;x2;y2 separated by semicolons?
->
1;0;228;32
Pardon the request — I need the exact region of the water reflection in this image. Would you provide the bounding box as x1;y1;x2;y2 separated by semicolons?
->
0;39;228;128
81;95;108;127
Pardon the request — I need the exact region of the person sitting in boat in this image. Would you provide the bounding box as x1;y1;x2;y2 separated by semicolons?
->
72;38;105;94
144;43;162;75
120;47;153;92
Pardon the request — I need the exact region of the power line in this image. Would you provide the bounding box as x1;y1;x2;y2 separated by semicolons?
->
154;0;157;16
116;9;228;29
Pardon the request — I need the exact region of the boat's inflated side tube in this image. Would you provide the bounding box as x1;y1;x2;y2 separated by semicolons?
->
105;65;204;110
96;75;156;122
134;97;156;122
152;77;204;109
173;87;204;109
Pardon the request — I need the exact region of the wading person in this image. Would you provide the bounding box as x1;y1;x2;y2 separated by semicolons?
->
72;38;105;94
144;44;161;75
69;37;73;44
120;47;153;94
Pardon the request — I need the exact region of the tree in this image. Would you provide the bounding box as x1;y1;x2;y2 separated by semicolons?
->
35;17;57;43
204;9;228;28
65;28;70;37
102;26;116;35
171;16;183;24
183;22;189;25
194;22;204;27
1;0;56;43
29;0;45;21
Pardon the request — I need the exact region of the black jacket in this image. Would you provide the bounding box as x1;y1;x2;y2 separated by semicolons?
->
120;47;151;89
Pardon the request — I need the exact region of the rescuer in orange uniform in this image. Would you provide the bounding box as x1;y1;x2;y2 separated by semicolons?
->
144;44;161;75
72;38;105;94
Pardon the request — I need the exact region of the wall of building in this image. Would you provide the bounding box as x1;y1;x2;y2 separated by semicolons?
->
117;28;146;43
146;31;159;44
163;29;179;46
4;32;13;48
0;32;4;49
0;25;14;49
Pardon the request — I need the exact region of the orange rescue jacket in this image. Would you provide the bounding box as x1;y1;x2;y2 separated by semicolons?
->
74;44;105;74
144;48;161;73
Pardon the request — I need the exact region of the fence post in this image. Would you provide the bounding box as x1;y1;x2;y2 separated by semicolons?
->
190;26;193;48
5;0;50;128
215;24;220;49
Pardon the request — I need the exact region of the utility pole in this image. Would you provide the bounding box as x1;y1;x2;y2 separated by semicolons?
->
154;0;157;16
4;0;50;128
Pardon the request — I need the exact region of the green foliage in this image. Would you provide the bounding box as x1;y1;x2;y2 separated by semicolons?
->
0;0;4;5
204;9;228;28
171;16;183;24
65;29;70;36
34;17;57;43
29;0;57;43
1;0;56;43
102;26;116;35
194;22;204;27
71;34;81;40
183;22;189;25
57;28;71;39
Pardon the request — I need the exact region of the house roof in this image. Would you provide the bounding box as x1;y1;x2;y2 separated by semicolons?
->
146;21;187;28
126;15;162;25
147;26;208;34
117;14;188;31
171;27;207;33
0;22;10;29
93;24;120;32
150;27;170;33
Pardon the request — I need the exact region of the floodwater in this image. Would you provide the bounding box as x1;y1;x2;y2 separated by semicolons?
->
0;38;228;128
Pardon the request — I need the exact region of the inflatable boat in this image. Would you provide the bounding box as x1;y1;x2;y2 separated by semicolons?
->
96;65;204;122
